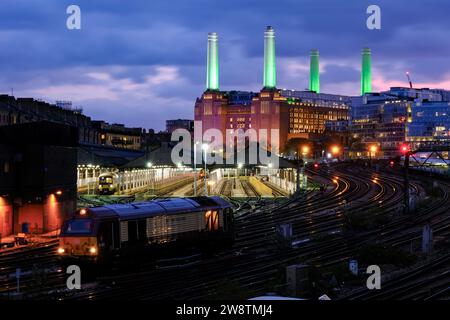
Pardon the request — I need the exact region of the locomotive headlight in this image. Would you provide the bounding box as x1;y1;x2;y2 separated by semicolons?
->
57;247;65;254
89;247;97;254
110;184;114;188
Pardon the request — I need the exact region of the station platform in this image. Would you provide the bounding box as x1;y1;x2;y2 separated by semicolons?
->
248;176;273;197
231;178;247;197
210;176;291;198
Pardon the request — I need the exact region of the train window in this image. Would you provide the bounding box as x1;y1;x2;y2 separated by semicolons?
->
98;222;114;249
138;219;147;242
128;221;138;244
99;176;113;184
205;211;219;231
65;219;92;234
223;210;228;231
127;220;147;245
120;221;128;242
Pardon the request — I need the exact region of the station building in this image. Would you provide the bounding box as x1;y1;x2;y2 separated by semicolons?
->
91;121;143;150
0;95;99;145
0;95;147;151
166;119;194;134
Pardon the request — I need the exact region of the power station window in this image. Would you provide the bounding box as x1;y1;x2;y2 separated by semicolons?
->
204;103;213;115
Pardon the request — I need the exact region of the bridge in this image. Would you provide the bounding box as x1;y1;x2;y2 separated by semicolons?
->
403;144;450;213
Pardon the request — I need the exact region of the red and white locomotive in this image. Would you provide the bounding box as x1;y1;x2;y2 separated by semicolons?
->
58;196;234;265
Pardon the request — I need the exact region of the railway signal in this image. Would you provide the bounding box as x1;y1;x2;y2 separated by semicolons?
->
400;144;410;154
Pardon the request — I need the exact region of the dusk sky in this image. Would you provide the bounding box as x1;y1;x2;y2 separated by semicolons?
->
1;0;449;131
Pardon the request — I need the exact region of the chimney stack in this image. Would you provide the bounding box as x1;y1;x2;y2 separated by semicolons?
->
309;49;320;93
206;32;219;91
263;26;276;89
361;47;372;95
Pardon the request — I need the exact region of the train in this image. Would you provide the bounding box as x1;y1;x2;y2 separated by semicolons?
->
98;172;119;194
57;196;234;266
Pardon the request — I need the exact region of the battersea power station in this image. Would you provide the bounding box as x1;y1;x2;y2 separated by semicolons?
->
195;26;372;155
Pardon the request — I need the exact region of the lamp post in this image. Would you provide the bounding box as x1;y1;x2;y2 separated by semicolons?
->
331;145;340;161
368;144;378;167
193;142;199;196
146;162;154;194
268;162;272;178
301;146;310;189
237;162;243;177
202;143;209;196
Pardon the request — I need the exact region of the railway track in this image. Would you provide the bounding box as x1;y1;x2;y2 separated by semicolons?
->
60;162;424;300
2;162;449;300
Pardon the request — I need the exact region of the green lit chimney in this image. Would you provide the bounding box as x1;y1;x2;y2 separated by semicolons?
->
206;32;219;91
263;26;276;89
361;47;372;95
309;49;320;93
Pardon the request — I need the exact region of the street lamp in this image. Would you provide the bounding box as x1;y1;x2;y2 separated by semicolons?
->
236;162;243;182
301;145;310;155
301;146;309;189
202;143;209;195
268;162;273;182
368;144;378;166
331;145;340;160
147;162;154;193
193;142;199;196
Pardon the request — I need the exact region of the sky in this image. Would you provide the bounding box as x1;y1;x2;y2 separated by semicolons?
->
1;0;450;131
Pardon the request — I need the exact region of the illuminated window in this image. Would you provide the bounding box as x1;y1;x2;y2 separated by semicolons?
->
205;210;219;231
261;101;270;114
204;103;213;115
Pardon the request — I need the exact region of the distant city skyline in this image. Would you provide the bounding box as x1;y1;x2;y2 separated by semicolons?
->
1;0;450;130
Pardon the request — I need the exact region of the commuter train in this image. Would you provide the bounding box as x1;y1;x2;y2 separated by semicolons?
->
58;196;234;265
98;172;119;195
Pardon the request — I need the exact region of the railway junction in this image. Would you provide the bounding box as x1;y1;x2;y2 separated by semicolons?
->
1;159;450;300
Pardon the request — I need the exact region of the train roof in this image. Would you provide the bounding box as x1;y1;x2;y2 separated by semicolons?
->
81;196;231;221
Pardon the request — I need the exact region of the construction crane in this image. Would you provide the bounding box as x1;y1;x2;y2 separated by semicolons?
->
406;71;413;89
